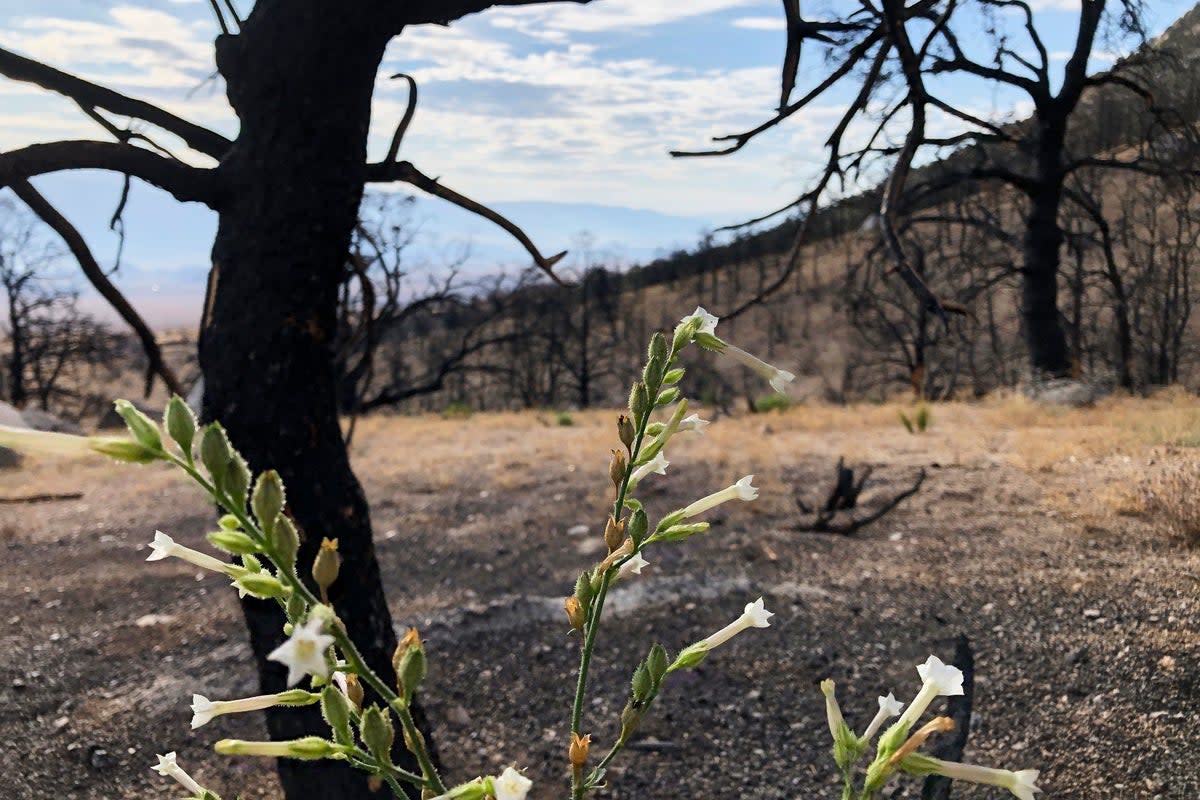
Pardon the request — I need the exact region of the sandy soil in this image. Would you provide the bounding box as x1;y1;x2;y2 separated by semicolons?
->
1;398;1197;800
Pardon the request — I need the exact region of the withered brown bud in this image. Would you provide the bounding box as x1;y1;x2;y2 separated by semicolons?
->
617;415;635;450
569;732;591;770
609;450;627;488
604;515;626;554
564;596;586;631
343;673;364;711
311;537;341;601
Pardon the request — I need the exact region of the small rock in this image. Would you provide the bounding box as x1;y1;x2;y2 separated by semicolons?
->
1157;655;1176;672
53;716;69;731
566;524;589;538
135;614;176;628
1065;647;1089;665
446;705;472;726
11;678;26;690
575;538;605;557
1082;608;1101;619
87;745;115;770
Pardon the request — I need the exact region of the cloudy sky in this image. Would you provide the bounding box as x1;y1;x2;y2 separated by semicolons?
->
0;0;1190;327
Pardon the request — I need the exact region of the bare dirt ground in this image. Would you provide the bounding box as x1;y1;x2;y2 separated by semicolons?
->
1;395;1198;800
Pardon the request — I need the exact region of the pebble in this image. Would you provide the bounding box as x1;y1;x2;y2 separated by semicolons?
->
1083;608;1101;619
566;524;589;537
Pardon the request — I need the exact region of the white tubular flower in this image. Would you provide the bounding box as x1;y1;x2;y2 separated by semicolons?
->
699;597;774;650
0;425;94;456
152;752;205;797
267;617;336;687
215;736;339;759
630;451;669;484
721;344;795;394
922;760;1041;800
861;691;904;742
492;766;533;800
682;306;719;335
677;413;709;434
820;679;847;741
191;690;311;729
147;530;239;576
896;655;965;730
615;553;649;581
679;475;758;518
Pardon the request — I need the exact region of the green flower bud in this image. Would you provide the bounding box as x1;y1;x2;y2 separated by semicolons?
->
114;400;162;452
627;508;648;547
359;705;395;764
662;367;685;385
574;571;595;610
619;703;642;741
655;387;680;407
164;395;197;458
218;514;241;530
321;685;355;746
646;643;668;684
234;572;289;600
629;382;649;419
630;662;652;702
252;470;286;535
271;515;301;567
223;454;251;513
206;529;261;556
89;438;160;464
200;424;232;487
647;331;668;363
285;592;306;625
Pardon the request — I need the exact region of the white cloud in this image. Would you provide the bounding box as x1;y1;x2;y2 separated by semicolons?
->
487;0;768;35
732;16;785;31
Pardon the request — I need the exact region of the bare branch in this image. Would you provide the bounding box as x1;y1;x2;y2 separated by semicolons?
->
0;141;221;206
0;47;231;158
9;178;186;398
404;0;595;26
671;27;884;158
366;159;567;284
384;74;419;163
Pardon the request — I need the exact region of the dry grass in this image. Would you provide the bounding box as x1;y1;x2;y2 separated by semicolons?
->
1143;455;1200;546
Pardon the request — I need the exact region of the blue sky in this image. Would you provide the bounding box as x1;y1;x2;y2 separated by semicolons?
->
0;0;1191;327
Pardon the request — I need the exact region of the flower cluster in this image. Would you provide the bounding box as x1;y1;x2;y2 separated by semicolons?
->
0;312;1039;800
821;655;1041;800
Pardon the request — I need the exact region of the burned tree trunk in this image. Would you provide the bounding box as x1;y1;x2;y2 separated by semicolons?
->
199;7;424;798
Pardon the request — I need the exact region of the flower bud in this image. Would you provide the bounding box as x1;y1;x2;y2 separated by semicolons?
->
569;732;591;771
272;514;301;567
223;454;251;513
646;643;668;684
629;382;649;419
667;643;708;673
164;395;197;457
114;400;163;452
574;571;595;610
311;538;341;599
321;685;355;746
656;387;680;406
630;662;652;702
603;516;626;554
617;415;635;450
207;529;261;556
199;423;233;487
90;438;160;463
564;596;586;632
342;673;364;710
234;572;289;600
252;470;286;535
608;450;626;489
662;367;685;385
627;508;648;547
359;705;395;764
392;628;426;700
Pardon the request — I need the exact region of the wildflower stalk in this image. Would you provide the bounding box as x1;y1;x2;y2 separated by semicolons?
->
162;450;445;795
569;335;672;800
